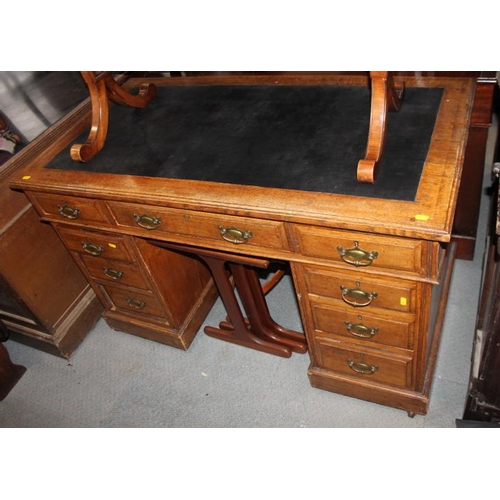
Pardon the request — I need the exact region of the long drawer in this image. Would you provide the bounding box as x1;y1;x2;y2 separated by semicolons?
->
107;200;290;253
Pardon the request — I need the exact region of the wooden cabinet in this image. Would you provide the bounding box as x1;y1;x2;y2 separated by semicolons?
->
10;74;479;414
0;145;103;359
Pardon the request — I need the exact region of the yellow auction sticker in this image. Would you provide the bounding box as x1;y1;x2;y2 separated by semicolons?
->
414;214;430;221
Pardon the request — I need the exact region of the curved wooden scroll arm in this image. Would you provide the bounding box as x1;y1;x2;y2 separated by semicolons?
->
357;71;405;183
71;71;157;162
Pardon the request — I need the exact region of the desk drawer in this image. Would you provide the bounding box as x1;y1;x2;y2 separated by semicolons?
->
304;266;417;314
293;225;438;279
107;201;289;253
30;192;112;226
80;254;150;290
100;284;168;321
311;302;414;350
57;227;135;262
315;337;412;389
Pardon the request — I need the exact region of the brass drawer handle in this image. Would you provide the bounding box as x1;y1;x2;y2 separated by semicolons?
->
348;360;378;375
58;203;80;220
103;267;124;280
345;320;379;339
82;241;104;256
133;213;161;230
218;225;253;244
126;297;146;309
340;281;377;307
337;241;378;267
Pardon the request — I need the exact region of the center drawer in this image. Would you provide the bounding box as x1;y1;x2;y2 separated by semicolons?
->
107;201;290;253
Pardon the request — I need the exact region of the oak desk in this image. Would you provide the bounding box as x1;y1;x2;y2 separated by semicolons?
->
11;74;475;415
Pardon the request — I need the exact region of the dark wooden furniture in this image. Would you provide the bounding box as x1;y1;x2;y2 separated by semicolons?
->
0;318;26;400
463;219;500;422
463;85;500;423
10;74;478;414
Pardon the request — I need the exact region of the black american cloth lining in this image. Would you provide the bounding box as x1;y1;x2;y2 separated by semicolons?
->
48;85;444;201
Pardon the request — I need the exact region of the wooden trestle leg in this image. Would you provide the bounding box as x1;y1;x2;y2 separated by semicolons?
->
207;259;307;356
71;71;157;163
357;71;405;184
150;241;307;357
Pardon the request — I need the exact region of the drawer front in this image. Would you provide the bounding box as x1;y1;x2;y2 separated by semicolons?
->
100;285;168;321
294;225;433;278
80;254;150;290
107;201;289;253
311;302;414;349
57;227;135;262
315;338;412;388
30;192;111;225
304;266;417;314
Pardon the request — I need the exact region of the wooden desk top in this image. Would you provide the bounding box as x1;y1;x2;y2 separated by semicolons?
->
10;75;475;243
